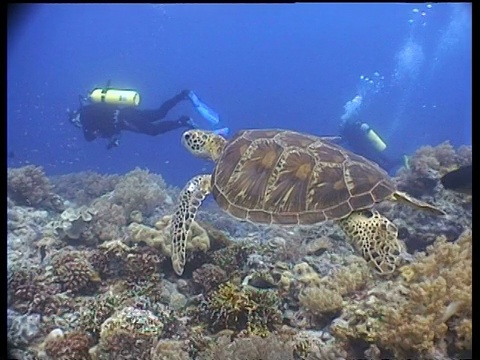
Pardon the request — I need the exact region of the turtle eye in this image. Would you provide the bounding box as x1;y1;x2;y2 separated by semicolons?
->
184;133;190;141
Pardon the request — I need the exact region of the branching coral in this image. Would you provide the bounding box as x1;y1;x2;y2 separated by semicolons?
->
77;292;126;338
192;263;228;293
200;282;282;336
8;165;53;207
8;266;44;309
7;263;73;317
296;259;371;323
51;250;101;294
210;242;255;275
331;229;472;358
95;240;165;282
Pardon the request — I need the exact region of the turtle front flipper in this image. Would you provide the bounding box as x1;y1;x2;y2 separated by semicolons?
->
338;210;404;275
171;174;212;275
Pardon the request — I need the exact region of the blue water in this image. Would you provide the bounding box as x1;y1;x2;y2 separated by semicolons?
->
7;3;472;187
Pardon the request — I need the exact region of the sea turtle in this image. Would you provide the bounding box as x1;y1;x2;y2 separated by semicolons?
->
170;129;445;276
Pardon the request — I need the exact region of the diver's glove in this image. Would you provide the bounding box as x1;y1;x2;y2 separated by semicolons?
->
106;134;121;150
180;89;192;100
178;116;197;129
67;108;82;128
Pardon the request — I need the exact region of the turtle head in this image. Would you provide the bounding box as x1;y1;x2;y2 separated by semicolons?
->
182;130;227;162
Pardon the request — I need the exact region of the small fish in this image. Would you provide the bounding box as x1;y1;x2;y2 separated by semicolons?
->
440;165;472;194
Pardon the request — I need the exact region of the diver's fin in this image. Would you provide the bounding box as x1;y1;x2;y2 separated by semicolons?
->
213;127;230;136
188;91;220;125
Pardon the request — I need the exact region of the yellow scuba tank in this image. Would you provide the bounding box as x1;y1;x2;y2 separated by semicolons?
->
360;123;387;152
89;88;140;106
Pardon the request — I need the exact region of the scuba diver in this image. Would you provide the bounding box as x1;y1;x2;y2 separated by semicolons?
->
338;120;405;174
68;88;194;149
68;83;228;149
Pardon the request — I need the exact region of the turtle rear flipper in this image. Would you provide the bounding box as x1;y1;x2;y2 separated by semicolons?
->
171;174;212;275
393;191;446;216
338;210;403;275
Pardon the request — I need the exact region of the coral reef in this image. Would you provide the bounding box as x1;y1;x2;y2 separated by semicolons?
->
91;306;164;359
197;333;296;360
8;165;66;213
192;263;228;293
210;242;255;275
397;141;471;197
7;309;42;347
43;329;93;360
92;239;165;282
8;165;53;207
49;206;97;240
200;281;283;336
127;215;211;272
87;198;127;244
50;171;120;206
111;168;171;218
331;230;472;358
150;339;190;360
50;249;101;294
6;153;471;360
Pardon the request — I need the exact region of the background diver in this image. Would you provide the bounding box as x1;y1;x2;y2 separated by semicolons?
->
68;85;227;149
338;119;405;174
69;88;193;149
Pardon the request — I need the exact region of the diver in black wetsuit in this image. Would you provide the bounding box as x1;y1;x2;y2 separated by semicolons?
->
339;120;404;174
68;89;195;149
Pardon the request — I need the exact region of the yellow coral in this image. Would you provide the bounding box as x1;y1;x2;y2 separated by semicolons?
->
298;285;343;315
292;262;322;288
329;260;372;296
128;215;210;258
399;265;416;282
